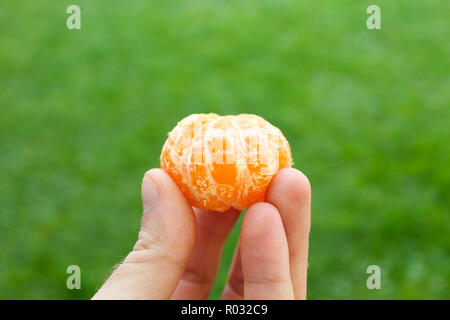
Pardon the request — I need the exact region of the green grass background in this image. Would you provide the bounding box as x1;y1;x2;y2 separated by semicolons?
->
0;0;449;299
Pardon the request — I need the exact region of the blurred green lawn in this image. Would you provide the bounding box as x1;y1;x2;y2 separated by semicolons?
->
0;0;449;299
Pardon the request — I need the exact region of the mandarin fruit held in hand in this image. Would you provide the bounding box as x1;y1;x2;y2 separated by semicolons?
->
160;114;292;212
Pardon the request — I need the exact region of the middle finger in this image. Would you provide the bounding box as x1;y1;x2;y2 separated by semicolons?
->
171;207;240;299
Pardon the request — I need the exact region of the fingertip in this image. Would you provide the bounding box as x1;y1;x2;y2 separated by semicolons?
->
242;202;281;240
142;170;161;212
240;202;294;299
269;168;311;204
143;168;193;213
138;168;196;261
265;168;311;299
241;202;288;269
143;168;167;184
143;168;177;194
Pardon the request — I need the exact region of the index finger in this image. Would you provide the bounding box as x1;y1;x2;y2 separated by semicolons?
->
240;202;294;300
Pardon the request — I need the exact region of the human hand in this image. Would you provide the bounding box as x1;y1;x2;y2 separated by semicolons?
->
92;168;311;300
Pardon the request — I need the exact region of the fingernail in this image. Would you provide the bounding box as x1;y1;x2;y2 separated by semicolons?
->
142;171;160;213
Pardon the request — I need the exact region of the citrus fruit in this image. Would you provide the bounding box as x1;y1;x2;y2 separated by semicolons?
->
160;113;292;212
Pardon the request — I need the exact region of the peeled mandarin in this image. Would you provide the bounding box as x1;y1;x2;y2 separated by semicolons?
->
160;113;292;212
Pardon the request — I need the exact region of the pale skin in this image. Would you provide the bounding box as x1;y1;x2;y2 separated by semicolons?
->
93;168;311;300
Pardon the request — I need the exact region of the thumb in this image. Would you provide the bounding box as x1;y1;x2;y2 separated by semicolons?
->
93;169;196;300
